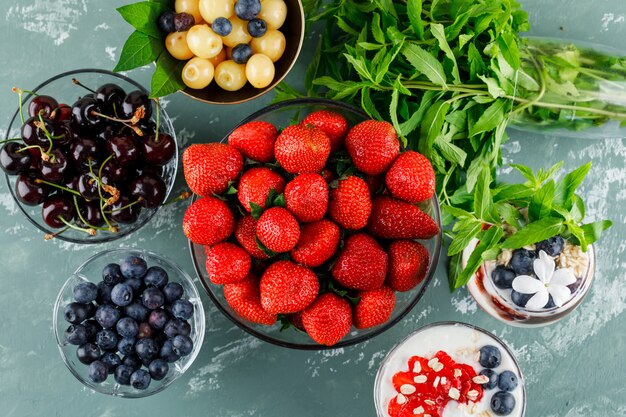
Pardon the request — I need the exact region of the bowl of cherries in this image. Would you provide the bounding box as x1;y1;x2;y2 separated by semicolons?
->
2;69;178;243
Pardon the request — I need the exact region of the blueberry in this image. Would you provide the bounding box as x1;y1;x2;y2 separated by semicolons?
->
142;287;165;310
138;322;155;339
171;299;194;320
65;324;88;345
212;17;232;36
148;359;169;381
125;301;149;322
73;282;98;303
96;329;119;351
130;369;151;390
491;266;516;289
120;255;147;279
125;278;144;295
511;290;533;308
479;345;502;369
118;337;136;356
173;12;195;32
232;43;253;64
111;283;134;307
101;352;122;374
497;370;518;392
148;309;169;331
76;342;101;365
135;338;159;361
102;263;124;285
536;235;564;256
114;364;134;385
64;302;95;324
116;317;139;338
158;11;176;33
83;319;101;342
144;266;168;288
163;282;184;303
160;340;180;363
544;295;556;309
164;318;191;338
88;360;109;383
95;304;121;328
96;282;113;304
480;369;499;390
247;18;267;37
172;335;194;357
510;249;537;275
234;0;261;20
123;354;142;370
490;391;516;415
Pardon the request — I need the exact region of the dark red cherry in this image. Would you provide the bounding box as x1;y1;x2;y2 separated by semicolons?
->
106;135;141;166
95;84;126;117
121;91;152;120
136;120;156;137
15;171;50;205
76;200;104;228
142;133;176;166
130;173;166;208
28;95;59;119
53;121;75;148
71;96;104;131
69;137;100;167
0;142;32;175
39;149;70;182
111;195;141;224
65;175;80;193
21;116;54;147
77;173;99;200
52;104;72;123
42;195;75;228
101;160;128;182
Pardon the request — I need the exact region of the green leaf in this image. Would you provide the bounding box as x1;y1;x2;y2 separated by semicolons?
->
510;163;536;184
448;253;464;292
452;226;504;290
250;202;263;220
473;164;497;223
493;183;533;202
448;221;483;256
470;99;507;137
401;44;447;86
226;185;238;195
495;202;524;228
528;180;555;222
255;236;276;257
497;32;521;69
501;217;565;249
581;220;613;246
343;53;375;83
114;30;164;72
434;135;467;166
468;43;487;79
553;161;591;209
273;193;286;208
478;75;505;98
570;195;586;223
407;0;424;39
371;13;386;44
442;205;475;220
117;1;168;39
399;90;438;136
419;100;450;155
335;16;359;36
150;53;186;98
430;23;460;83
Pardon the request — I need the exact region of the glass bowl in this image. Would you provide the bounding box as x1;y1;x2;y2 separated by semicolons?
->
53;248;205;398
374;321;526;417
4;69;178;243
189;98;443;350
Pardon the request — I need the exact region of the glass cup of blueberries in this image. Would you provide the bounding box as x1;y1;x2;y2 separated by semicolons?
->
53;248;205;397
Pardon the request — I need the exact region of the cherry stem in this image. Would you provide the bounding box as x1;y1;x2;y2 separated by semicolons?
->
35;178;81;196
19;145;51;161
36;113;55;154
58;216;97;236
72;78;96;94
44;226;69;241
106;197;142;213
72;195;109;231
163;190;192;206
90;110;144;136
154;98;161;143
0;138;23;144
12;87;26;125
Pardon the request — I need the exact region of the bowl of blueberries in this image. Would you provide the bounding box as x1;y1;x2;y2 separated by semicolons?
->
53;248;205;397
2;69;178;243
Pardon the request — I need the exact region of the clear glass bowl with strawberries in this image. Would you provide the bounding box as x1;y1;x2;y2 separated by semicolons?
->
184;98;442;349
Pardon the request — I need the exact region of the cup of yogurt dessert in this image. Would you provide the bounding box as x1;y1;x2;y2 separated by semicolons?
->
463;236;595;327
374;321;525;417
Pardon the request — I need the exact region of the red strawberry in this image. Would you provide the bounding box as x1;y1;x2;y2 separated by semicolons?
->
183;197;234;245
235;215;270;259
205;242;251;284
224;274;277;325
302;110;348;152
331;233;388;291
345;120;399;175
182;143;243;197
260;260;319;314
387;240;430;291
354;286;396;329
228;121;278;163
368;196;439;240
237;167;285;212
385;151;436;203
290;219;340;267
284;173;328;223
302;293;352;346
328;176;372;230
274;124;330;174
256;207;300;252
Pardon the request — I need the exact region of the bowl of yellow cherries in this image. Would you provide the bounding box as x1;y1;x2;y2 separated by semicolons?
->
162;0;304;104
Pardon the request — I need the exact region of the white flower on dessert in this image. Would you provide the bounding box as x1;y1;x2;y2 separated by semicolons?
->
512;250;576;309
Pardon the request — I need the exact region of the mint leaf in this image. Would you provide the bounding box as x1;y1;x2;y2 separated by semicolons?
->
430;23;460;83
419;100;450;154
452;226;504;290
473;164;495;222
581;220;613;246
470;99;507;137
150;53;186;98
501;217;564;249
510;163;537;184
497;32;521;69
117;1;168;39
528;179;555;222
553;161;591;209
406;0;424;39
401;44;447;87
492;184;533;202
448;221;482;256
114;30;163;72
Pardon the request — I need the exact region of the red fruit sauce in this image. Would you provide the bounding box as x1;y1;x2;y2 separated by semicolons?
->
388;351;484;417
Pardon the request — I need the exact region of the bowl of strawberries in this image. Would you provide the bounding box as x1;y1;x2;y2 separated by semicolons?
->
182;98;442;349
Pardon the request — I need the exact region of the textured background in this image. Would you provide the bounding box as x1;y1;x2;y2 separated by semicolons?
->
0;0;624;416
